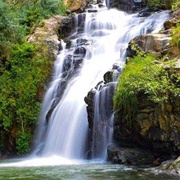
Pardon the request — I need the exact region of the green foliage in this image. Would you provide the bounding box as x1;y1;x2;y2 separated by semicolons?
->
0;0;66;156
0;1;25;60
19;4;41;33
146;0;161;7
171;25;180;49
114;53;180;120
17;0;66;34
172;0;180;10
16;132;31;155
39;0;66;17
146;0;173;8
0;41;52;155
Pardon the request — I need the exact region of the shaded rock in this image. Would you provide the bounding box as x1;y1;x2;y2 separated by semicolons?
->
114;91;180;158
73;47;87;67
63;54;73;72
164;20;176;30
59;17;73;38
126;44;137;58
107;144;156;166
110;0;136;12
104;71;113;83
138;8;158;17
76;38;89;46
63;38;72;49
84;88;96;129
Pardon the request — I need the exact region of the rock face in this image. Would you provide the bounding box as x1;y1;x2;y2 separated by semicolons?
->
27;15;72;60
114;94;180;158
127;34;171;55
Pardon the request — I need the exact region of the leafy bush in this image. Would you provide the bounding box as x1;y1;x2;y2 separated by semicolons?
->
114;53;180;119
171;25;180;49
172;0;180;10
0;1;25;61
0;0;66;155
146;0;173;8
18;0;66;34
0;41;52;155
16;132;31;155
39;0;66;17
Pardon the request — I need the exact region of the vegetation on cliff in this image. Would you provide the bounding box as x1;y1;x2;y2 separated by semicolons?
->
114;0;180;113
0;0;66;156
114;51;180;119
112;3;180;171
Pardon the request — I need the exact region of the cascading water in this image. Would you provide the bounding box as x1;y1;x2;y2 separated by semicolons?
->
33;2;170;161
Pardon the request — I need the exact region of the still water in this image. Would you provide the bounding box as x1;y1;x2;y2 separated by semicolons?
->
0;158;179;180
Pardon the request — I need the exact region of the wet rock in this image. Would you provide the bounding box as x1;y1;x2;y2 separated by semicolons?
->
126;43;137;58
98;3;105;8
59;17;73;38
84;89;96;106
76;38;89;46
110;0;134;12
104;71;113;83
107;144;156;166
160;156;180;175
73;47;86;67
63;54;73;71
138;8;156;17
75;13;86;33
64;39;72;49
97;0;104;3
84;89;96;129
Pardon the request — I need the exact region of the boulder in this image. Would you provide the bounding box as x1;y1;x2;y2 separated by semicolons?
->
110;0;135;12
128;34;171;55
27;15;68;60
138;8;160;17
107;144;156;166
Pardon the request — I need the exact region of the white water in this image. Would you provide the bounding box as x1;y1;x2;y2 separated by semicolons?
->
32;4;170;162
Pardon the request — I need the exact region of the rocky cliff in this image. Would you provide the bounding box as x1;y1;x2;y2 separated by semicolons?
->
110;7;180;174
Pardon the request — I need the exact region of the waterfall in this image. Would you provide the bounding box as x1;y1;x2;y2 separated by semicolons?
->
33;3;170;161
